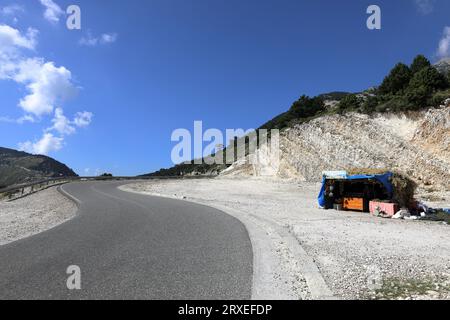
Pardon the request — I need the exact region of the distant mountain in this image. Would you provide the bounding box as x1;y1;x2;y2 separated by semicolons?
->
434;58;450;74
0;147;78;189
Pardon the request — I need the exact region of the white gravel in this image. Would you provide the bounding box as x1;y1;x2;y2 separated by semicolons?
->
122;178;450;300
0;186;77;246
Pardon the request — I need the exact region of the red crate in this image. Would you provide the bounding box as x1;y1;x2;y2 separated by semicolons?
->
369;201;399;217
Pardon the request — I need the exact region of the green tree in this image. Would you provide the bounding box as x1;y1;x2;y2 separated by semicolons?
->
360;95;380;113
410;54;431;74
289;95;325;119
378;63;412;95
405;85;430;109
337;94;361;113
411;66;448;91
260;95;326;130
379;96;412;112
406;66;448;107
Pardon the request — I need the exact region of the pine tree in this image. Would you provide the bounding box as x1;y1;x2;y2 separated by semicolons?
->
410;54;431;74
378;63;412;95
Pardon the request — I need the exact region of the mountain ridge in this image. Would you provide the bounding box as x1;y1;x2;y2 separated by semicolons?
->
0;147;78;189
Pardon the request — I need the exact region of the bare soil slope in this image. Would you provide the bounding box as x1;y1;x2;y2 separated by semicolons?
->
224;106;450;191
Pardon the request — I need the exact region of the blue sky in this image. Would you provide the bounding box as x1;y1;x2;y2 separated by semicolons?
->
0;0;449;176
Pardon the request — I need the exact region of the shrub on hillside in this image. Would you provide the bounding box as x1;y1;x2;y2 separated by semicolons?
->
261;95;326;130
375;96;413;112
337;94;361;113
405;66;449;108
261;55;449;131
360;95;380;114
412;66;448;91
289;95;326;118
429;89;450;106
378;63;412;95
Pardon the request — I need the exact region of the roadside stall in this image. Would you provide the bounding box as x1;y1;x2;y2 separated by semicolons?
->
317;170;406;216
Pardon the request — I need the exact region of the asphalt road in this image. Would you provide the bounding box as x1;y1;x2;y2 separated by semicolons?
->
0;181;253;300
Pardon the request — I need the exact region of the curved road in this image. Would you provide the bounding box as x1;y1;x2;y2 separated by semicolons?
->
0;181;252;300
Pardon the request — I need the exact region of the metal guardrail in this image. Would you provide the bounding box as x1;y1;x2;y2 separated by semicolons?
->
0;177;73;193
0;178;74;202
0;175;217;201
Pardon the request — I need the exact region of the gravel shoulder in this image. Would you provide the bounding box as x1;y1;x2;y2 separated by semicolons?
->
121;178;450;300
0;186;77;246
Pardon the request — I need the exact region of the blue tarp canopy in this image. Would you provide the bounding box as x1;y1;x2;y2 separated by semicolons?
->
318;172;394;208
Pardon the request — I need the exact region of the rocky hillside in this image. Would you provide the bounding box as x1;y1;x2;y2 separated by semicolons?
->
435;58;450;74
0;147;77;189
223;103;450;191
145;55;450;189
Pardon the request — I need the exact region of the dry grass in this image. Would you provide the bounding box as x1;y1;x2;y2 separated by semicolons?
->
391;173;417;208
346;168;390;175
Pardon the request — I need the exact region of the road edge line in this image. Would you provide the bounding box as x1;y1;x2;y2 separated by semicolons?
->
57;184;82;207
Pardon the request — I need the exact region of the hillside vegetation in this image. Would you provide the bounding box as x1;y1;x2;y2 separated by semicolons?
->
261;55;450;130
145;55;450;178
0;147;77;189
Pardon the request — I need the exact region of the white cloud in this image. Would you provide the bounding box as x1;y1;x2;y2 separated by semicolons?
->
39;0;64;24
78;33;98;47
48;108;93;133
0;24;93;154
0;25;38;80
437;26;450;59
13;58;77;116
1;4;24;18
101;33;117;44
79;32;118;47
50;107;76;135
0;24;37;53
19;132;64;155
17;107;94;155
17;114;35;123
0;114;35;123
73;111;93;127
415;0;435;15
48;108;93;135
0;116;15;123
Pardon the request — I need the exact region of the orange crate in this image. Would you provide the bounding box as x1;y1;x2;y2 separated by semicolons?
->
343;198;364;211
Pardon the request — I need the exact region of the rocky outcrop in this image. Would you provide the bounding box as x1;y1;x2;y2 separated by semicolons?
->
223;106;450;191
